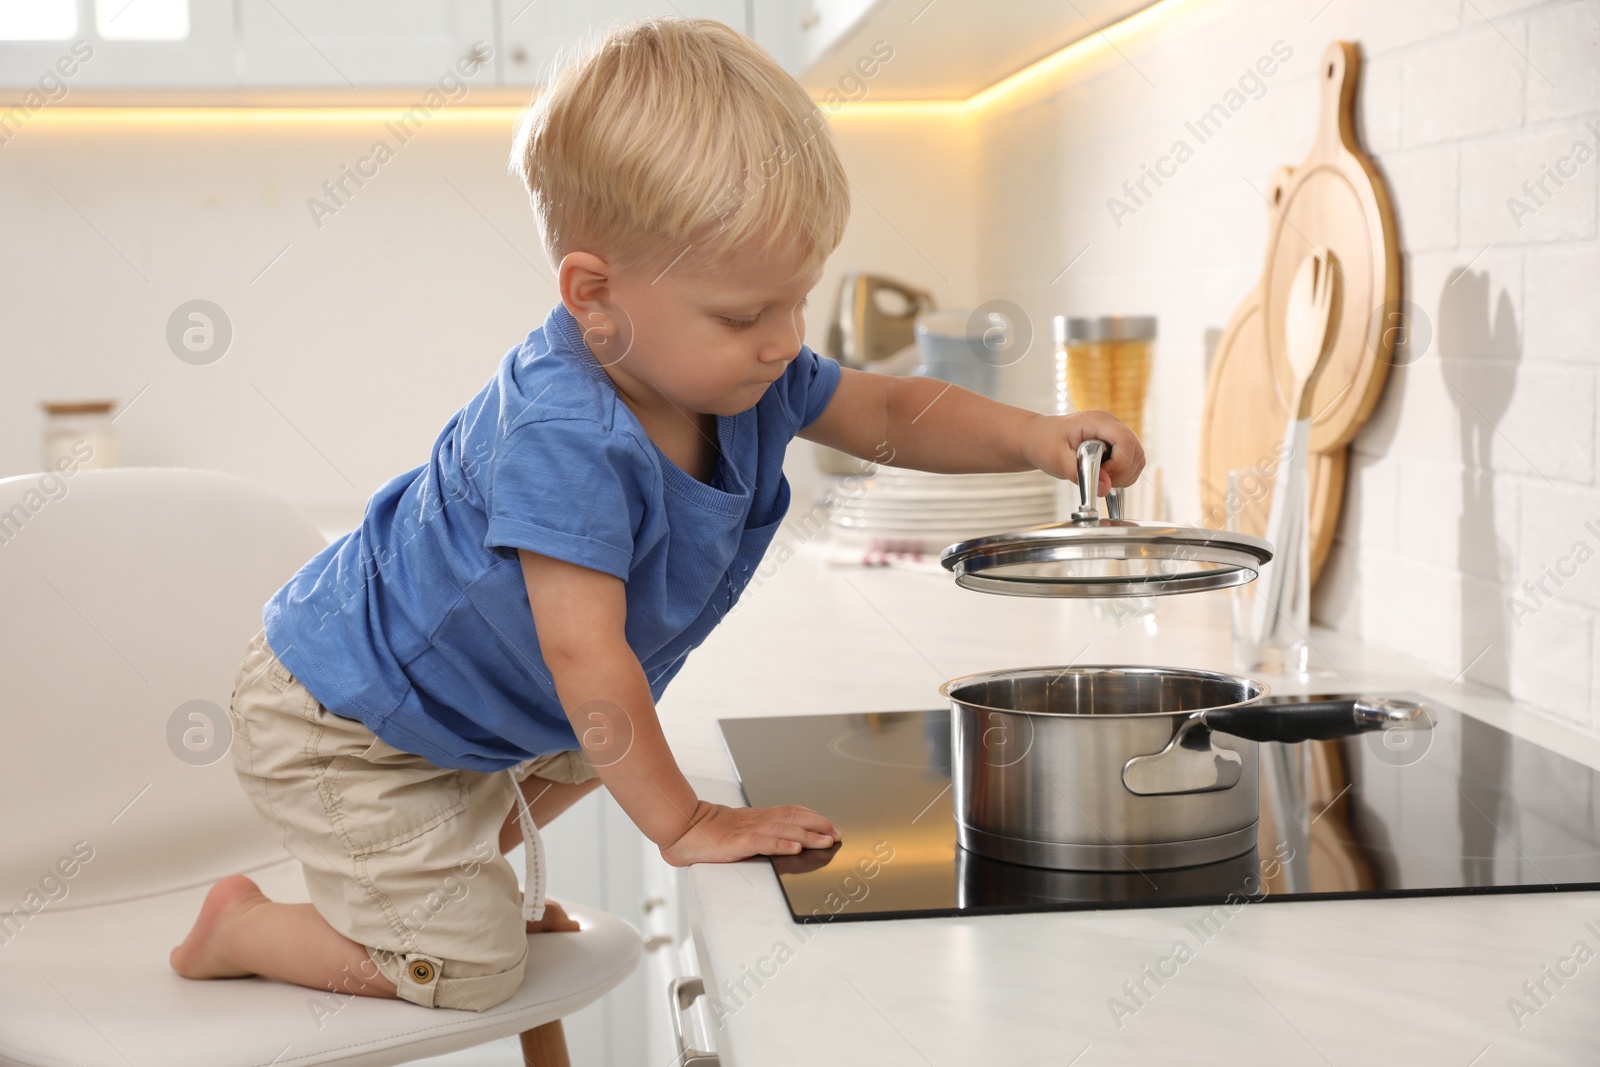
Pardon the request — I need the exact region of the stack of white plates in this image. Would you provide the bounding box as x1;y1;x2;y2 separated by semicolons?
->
824;467;1058;554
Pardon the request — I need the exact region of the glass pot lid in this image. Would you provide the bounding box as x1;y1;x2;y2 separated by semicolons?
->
939;441;1274;598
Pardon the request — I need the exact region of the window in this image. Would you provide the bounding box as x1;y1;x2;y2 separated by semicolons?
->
95;0;188;41
0;0;77;39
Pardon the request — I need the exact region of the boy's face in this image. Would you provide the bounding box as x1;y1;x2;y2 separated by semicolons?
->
590;242;823;418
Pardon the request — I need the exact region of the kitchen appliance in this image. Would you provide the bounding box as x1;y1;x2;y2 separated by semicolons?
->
824;271;935;370
941;665;1430;871
817;271;936;478
720;697;1600;921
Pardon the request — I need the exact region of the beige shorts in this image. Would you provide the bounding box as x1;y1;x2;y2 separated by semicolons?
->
228;625;596;1011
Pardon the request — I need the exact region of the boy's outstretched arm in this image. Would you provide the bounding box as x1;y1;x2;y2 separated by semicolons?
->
798;366;1147;495
517;548;840;866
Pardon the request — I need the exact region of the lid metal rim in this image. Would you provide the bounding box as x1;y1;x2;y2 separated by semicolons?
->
940;529;1274;568
938;523;1273;598
951;564;1259;598
945;541;1269;571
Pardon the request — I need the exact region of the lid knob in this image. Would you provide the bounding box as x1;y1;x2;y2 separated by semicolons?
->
1072;440;1109;522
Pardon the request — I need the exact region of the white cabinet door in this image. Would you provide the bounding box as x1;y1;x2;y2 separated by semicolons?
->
794;0;879;73
0;0;851;93
639;840;723;1065
236;0;496;87
0;0;501;90
641;842;686;1061
499;0;747;86
749;0;805;75
0;0;237;88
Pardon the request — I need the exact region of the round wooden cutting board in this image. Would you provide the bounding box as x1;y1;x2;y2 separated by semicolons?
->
1262;41;1402;452
1198;40;1398;585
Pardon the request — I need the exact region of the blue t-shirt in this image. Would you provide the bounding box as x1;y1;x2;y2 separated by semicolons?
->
262;302;842;772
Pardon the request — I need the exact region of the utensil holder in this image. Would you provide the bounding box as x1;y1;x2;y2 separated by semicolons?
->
1236;458;1311;677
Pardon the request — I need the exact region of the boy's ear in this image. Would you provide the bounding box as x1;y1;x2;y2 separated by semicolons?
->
558;250;613;326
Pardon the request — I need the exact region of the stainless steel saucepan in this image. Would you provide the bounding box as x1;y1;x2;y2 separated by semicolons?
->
941;665;1433;872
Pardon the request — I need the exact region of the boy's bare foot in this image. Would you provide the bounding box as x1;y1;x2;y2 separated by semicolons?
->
524;896;580;933
169;874;268;979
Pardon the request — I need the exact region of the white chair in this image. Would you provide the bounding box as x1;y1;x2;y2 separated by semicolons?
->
0;467;640;1067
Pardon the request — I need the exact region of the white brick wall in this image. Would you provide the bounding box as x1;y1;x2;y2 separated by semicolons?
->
1461;123;1598;245
973;0;1600;730
1526;242;1600;359
1404;23;1525;146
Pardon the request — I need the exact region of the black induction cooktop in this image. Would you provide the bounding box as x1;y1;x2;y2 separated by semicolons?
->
719;695;1600;923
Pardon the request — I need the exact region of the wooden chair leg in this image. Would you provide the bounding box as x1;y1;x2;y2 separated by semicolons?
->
519;1019;571;1067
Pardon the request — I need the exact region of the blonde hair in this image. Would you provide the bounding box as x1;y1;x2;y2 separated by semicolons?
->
511;17;850;279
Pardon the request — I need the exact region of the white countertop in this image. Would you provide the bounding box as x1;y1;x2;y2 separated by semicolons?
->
655;541;1600;1066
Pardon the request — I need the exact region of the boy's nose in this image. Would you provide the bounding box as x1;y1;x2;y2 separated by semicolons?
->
771;326;805;358
757;346;796;372
757;332;797;363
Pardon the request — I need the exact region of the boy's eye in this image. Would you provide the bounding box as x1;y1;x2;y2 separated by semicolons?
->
719;315;759;331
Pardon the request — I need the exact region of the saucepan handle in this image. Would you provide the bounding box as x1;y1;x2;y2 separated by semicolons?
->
1200;696;1433;744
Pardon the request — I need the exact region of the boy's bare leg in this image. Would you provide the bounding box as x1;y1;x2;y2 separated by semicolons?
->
169;874;398;998
173;775;602;991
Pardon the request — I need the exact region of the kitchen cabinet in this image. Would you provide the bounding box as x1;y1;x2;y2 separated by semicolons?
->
498;0;747;86
0;0;732;96
235;0;496;88
749;0;806;77
0;0;236;89
0;0;1159;101
492;0;1166;96
793;0;880;74
793;0;1160;101
0;0;496;92
640;842;723;1065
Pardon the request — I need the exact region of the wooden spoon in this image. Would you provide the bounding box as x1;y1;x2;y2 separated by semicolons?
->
1285;248;1344;419
1251;248;1343;650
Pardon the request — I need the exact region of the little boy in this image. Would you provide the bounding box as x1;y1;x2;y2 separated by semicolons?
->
171;17;1142;1012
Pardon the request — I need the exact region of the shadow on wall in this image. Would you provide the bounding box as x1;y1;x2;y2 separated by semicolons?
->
1440;267;1521;885
1441;269;1521;693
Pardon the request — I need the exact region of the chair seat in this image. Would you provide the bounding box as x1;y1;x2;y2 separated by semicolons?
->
0;855;641;1067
